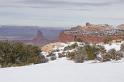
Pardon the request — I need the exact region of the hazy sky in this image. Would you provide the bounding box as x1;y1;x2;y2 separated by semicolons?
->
0;0;124;27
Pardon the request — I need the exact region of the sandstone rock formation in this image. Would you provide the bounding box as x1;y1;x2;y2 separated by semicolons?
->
58;31;75;42
117;24;124;30
32;30;49;46
58;23;124;43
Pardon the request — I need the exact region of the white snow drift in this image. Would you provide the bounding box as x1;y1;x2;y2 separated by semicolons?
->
0;58;124;82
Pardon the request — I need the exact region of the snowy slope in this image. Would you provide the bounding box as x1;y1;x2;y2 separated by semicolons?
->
0;42;124;82
103;43;122;51
0;58;124;82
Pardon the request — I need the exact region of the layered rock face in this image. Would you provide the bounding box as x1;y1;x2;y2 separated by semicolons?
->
58;31;75;42
58;23;124;43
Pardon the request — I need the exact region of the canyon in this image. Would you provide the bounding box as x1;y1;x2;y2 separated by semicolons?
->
0;23;124;46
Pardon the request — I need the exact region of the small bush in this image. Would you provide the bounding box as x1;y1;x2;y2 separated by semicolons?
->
70;43;78;48
101;53;111;62
115;51;123;60
120;43;124;51
64;43;78;51
47;52;55;57
40;55;49;63
84;44;98;60
108;49;116;60
66;51;76;60
101;49;124;62
74;51;85;63
66;47;87;63
50;55;57;61
96;45;106;54
58;53;65;58
66;51;84;63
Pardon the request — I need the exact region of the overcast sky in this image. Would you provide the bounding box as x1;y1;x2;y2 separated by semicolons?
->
0;0;124;27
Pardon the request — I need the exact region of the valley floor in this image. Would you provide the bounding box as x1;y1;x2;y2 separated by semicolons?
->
0;58;124;82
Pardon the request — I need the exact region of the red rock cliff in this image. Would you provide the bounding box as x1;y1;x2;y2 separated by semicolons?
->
58;31;75;42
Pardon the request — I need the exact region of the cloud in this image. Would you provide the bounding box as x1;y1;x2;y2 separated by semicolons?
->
66;8;91;11
0;0;124;9
21;0;115;7
0;0;123;11
0;0;124;27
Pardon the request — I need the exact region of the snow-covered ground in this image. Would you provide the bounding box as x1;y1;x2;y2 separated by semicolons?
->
0;58;124;82
0;42;124;82
103;43;122;51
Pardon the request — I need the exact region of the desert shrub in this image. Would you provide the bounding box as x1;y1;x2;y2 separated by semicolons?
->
66;47;87;63
66;51;76;60
64;43;78;51
46;52;55;57
64;46;70;51
74;54;84;63
101;49;123;62
94;45;106;61
96;45;106;54
53;48;60;52
115;51;123;60
40;55;49;63
120;43;124;51
108;49;117;60
0;41;45;68
50;55;57;61
66;44;102;62
71;43;78;48
101;49;117;62
84;44;98;60
73;47;87;63
102;52;111;62
46;52;57;61
65;43;123;62
95;45;123;62
66;51;85;63
58;53;65;58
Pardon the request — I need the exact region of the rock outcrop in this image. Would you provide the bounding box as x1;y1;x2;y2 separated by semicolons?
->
58;23;124;43
32;30;49;46
117;24;124;30
58;31;75;42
